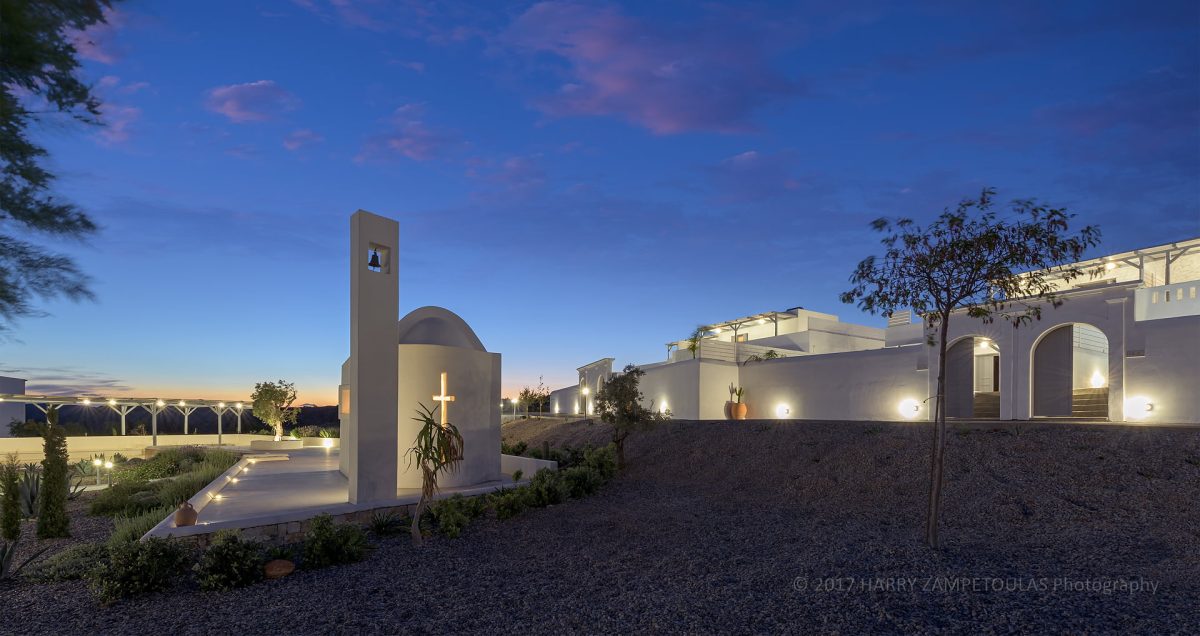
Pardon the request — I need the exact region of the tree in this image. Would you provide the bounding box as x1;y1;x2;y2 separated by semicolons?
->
594;364;668;469
841;187;1100;549
37;406;70;538
1;0;117;333
1;460;19;541
518;376;551;416
406;403;463;546
251;380;298;441
685;325;706;359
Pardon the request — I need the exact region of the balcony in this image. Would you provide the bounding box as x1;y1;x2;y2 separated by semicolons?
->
1135;282;1200;321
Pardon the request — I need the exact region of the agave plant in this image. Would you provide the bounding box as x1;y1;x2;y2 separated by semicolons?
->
406;403;463;546
1;541;49;579
17;464;40;518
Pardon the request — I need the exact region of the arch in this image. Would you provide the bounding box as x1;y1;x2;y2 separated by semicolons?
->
945;334;1002;419
1030;322;1109;419
396;306;486;352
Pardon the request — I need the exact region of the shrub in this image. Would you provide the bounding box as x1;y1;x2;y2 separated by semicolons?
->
26;542;108;582
493;489;530;520
511;469;523;482
582;444;618;480
429;494;487;539
290;425;322;438
38;411;71;538
302;514;368;569
501;440;528;456
194;531;264;591
89;481;158;517
368;511;405;536
89;537;189;604
318;427;339;438
1;463;19;540
155;463;227;508
562;465;605;498
109;505;174;546
527;469;570;507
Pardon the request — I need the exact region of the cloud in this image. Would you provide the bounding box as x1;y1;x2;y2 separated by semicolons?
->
0;366;132;396
204;80;299;123
69;7;125;64
500;2;801;134
357;103;457;161
702;150;830;204
283;128;325;151
95;103;141;145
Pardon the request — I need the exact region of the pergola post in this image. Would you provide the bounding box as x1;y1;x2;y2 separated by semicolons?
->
210;405;226;446
176;404;197;434
236;407;243;433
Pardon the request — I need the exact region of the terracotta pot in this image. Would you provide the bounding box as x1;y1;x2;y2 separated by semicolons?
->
733;403;748;420
174;501;198;527
264;559;296;579
723;401;734;420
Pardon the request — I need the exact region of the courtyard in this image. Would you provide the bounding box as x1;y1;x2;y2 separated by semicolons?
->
2;418;1196;633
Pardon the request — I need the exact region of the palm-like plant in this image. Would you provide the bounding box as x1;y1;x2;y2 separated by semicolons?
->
406;403;464;546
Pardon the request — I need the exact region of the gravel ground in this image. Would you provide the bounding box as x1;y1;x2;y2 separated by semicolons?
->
2;418;1198;634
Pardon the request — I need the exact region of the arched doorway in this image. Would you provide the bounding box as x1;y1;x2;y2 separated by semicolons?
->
1031;323;1109;419
945;336;1001;418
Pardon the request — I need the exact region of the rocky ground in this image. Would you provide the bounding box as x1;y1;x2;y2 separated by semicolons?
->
2;418;1197;634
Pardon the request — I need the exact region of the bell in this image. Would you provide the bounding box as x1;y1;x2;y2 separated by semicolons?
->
368;250;381;269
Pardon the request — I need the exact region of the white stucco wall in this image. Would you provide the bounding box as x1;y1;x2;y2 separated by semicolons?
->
1125;316;1200;424
738;346;929;421
549;385;579;415
396;343;501;490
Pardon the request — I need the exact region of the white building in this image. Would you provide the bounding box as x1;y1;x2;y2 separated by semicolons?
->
549;238;1200;424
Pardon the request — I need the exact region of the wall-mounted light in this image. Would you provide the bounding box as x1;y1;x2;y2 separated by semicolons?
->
218;402;226;408
898;399;921;419
108;399;116;406
82;398;91;405
1124;396;1154;420
1105;261;1116;271
757;318;766;325
1089;371;1106;389
712;327;721;333
775;404;790;418
322;438;334;448
155;399;165;407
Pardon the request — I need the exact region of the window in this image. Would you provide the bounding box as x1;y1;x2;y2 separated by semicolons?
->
735;334;748;343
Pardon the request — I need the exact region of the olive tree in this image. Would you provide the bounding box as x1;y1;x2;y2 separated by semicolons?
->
841;187;1100;549
518;376;551;416
594;364;668;469
250;380;298;441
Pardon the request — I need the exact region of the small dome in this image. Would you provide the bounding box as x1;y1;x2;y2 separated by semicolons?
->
396;306;486;351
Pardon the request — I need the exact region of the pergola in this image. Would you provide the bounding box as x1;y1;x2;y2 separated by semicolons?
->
666;310;797;353
0;393;250;446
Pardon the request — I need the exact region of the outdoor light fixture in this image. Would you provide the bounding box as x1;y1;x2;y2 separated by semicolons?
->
178;400;186;407
368;250;382;269
758;319;766;324
108;399;116;406
775;404;791;418
1089;371;1106;389
898;399;921;419
82;398;91;405
322;438;334;448
155;399;165;407
1105;261;1116;271
93;458;103;485
581;387;589;395
713;327;722;333
218;402;226;408
1124;396;1154;420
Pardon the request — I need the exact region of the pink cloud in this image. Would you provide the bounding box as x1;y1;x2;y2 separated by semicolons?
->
283;128;325;151
357;103;456;162
95;103;141;145
204;80;299;123
501;2;800;134
69;7;125;64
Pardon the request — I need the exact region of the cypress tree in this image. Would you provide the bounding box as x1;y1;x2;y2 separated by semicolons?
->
1;462;20;541
37;406;70;538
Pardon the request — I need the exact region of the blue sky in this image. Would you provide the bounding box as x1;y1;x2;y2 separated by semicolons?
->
3;0;1198;404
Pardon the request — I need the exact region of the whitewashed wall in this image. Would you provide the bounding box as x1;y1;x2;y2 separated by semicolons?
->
1125;317;1200;423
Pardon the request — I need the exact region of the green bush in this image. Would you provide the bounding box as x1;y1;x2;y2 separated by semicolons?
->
37;414;71;538
155;463;227;508
26;542;108;582
511;469;523;482
89;481;158;517
1;463;19;541
109;505;174;546
89;537;189;604
501;440;528;456
194;530;264;591
493;489;530;520
582;444;618;480
562;465;605;498
527;468;570;507
429;494;487;539
301;514;368;569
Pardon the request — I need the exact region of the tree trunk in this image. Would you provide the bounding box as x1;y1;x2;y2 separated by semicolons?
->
926;315;951;549
411;497;426;546
613;430;627;470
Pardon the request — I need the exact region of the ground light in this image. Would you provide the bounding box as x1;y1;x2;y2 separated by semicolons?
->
775;404;790;418
898;399;921;419
1124;396;1154;420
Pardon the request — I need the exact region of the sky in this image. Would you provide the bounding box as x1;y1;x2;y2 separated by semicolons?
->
2;0;1198;405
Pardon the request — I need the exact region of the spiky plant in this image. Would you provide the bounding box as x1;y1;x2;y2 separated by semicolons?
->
17;464;39;518
1;462;20;540
406;403;463;546
37;406;70;538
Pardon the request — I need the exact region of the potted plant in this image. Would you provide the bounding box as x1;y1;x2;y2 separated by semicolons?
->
732;387;747;420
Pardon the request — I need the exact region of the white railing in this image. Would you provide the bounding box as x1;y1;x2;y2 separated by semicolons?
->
670;340;799;364
1135;282;1200;321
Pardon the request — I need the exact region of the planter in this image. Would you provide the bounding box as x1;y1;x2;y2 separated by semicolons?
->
724;401;735;420
174;501;198;527
249;439;304;451
733;403;748;420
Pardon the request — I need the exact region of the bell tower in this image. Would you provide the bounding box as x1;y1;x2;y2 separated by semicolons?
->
341;210;400;503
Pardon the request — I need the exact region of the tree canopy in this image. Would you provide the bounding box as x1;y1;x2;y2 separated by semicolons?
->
1;0;116;332
250;380;298;439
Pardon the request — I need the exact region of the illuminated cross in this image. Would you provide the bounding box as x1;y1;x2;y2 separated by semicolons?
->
432;372;456;427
